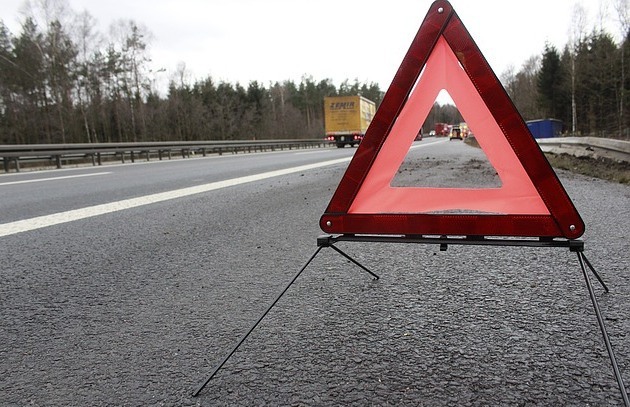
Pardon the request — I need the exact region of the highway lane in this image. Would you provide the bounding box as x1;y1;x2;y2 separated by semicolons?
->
0;138;628;405
0;145;355;225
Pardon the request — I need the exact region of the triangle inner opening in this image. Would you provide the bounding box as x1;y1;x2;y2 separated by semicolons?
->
391;93;501;189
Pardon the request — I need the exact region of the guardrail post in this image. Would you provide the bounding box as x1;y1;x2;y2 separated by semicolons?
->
130;151;135;163
97;153;102;166
3;157;9;173
14;157;20;172
55;155;62;169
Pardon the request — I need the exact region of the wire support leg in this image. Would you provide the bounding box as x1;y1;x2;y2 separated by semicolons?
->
577;252;629;406
192;245;324;397
580;252;609;293
328;244;380;280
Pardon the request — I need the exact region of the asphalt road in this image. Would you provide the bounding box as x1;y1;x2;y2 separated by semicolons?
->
1;139;628;406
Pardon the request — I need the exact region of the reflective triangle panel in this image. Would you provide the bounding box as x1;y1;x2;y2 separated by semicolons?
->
320;0;584;239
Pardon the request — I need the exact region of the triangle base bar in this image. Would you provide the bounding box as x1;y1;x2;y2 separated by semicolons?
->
319;233;586;251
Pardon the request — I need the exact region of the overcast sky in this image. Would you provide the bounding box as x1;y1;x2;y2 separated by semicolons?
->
0;0;625;93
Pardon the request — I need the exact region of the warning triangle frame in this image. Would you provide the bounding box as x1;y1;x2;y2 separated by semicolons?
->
193;3;628;402
320;0;584;239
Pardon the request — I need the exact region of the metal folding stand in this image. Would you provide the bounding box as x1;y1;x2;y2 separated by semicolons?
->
193;234;628;405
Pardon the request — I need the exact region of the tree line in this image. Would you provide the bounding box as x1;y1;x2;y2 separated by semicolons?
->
503;5;629;139
0;1;628;145
0;1;383;145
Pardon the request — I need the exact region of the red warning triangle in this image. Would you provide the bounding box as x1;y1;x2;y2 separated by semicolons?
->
320;0;584;239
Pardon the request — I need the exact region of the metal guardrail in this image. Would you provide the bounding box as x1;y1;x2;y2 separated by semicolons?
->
0;139;332;173
537;137;630;163
2;137;626;174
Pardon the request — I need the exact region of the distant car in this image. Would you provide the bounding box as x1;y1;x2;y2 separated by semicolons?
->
429;130;436;136
449;125;462;140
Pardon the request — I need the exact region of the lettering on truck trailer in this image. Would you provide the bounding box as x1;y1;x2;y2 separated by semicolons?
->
330;102;355;110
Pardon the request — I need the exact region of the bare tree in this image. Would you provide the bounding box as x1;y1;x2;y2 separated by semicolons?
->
615;0;629;138
19;0;72;31
109;19;153;141
568;3;588;134
73;10;101;142
20;0;79;143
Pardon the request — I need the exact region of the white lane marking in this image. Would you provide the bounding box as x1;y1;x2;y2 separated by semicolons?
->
294;150;329;155
410;139;448;149
0;172;112;186
0;157;351;237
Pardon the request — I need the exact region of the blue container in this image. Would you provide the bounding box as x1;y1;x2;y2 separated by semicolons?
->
527;119;562;138
526;119;563;139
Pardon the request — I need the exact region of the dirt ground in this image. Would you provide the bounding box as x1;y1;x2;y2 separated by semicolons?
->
463;137;630;185
545;153;630;185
